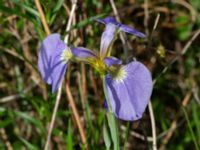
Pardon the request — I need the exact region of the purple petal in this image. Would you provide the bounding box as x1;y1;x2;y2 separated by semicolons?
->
119;24;145;38
100;23;118;58
104;57;122;67
95;17;118;25
105;61;153;121
38;33;68;93
103;99;108;111
96;17;145;38
71;47;97;59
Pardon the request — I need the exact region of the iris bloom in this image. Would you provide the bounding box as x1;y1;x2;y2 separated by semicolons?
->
38;17;153;121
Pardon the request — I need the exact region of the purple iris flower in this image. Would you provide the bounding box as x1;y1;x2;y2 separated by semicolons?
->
104;58;153;121
38;34;96;93
96;17;145;58
38;17;153;121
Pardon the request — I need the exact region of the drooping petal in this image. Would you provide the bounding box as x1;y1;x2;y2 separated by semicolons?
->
119;24;145;38
104;57;122;67
71;47;98;59
38;33;68;93
105;61;153;121
95;17;118;25
100;23;118;58
96;17;145;38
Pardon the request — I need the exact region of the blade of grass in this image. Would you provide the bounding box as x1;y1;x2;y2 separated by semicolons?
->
67;119;73;150
182;107;200;150
103;121;111;150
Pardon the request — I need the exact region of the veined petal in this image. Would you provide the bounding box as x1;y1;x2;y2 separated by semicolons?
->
38;33;68;92
100;23;118;58
71;47;97;59
50;57;67;93
119;24;145;38
105;61;153;121
104;57;122;67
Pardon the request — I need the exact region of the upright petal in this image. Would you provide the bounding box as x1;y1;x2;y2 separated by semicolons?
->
105;61;153;121
100;23;118;58
71;47;97;59
38;33;68;92
119;24;145;38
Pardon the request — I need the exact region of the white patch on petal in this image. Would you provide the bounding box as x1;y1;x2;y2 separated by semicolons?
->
60;48;72;63
113;66;127;83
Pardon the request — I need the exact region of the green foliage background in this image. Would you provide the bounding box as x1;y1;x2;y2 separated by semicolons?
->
0;0;200;149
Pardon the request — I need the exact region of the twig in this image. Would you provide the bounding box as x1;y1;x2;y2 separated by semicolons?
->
153;29;200;85
0;82;38;103
148;102;157;150
144;0;149;36
181;29;200;55
0;128;13;150
192;87;200;105
120;125;153;142
147;14;161;150
159;92;192;150
34;0;50;35
0;46;24;61
44;86;62;150
64;0;77;43
43;1;77;149
109;0;129;62
66;82;88;150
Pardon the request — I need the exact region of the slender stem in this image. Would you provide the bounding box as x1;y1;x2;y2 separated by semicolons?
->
159;92;192;150
182;107;200;150
66;82;88;150
64;0;77;44
109;0;129;63
148;102;157;150
34;0;50;35
44;86;62;150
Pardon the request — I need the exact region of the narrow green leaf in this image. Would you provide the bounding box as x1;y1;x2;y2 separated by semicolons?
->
192;102;200;141
19;137;38;150
107;113;120;150
53;0;64;13
103;121;111;150
182;107;200;150
14;111;45;134
67;120;73;150
11;0;39;17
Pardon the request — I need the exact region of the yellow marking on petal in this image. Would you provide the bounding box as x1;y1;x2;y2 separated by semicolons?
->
60;48;73;63
112;66;127;83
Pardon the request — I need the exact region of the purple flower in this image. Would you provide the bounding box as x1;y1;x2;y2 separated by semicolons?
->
104;56;122;67
104;60;153;121
38;34;69;93
96;17;145;58
37;17;153;121
38;34;96;92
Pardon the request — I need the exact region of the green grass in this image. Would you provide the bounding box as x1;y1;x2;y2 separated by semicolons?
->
0;0;200;149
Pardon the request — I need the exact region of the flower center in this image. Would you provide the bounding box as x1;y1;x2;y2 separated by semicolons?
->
112;66;127;83
60;48;73;63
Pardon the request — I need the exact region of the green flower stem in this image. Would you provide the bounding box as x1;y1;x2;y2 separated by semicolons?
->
102;76;120;150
